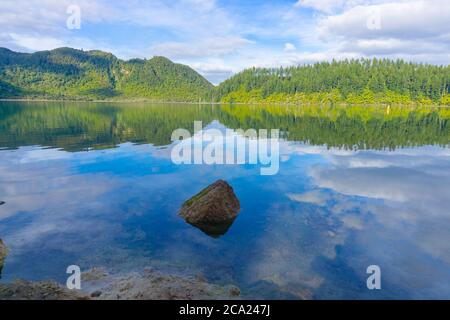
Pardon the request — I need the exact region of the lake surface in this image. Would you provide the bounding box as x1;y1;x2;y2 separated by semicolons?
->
0;101;449;299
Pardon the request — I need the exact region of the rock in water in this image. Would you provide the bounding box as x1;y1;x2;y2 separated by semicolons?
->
0;239;9;277
0;239;7;257
179;180;240;238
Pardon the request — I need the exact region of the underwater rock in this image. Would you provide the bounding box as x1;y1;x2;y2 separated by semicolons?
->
90;290;102;298
179;180;240;238
0;280;89;300
228;285;241;297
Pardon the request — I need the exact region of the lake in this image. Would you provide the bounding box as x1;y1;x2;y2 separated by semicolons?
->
0;101;449;299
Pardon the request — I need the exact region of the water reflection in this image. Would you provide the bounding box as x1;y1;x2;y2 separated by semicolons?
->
0;102;449;299
183;218;238;239
1;101;449;151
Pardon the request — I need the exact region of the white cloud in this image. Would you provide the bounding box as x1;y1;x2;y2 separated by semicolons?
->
315;0;450;61
318;1;450;40
150;37;252;59
287;190;331;206
284;42;296;52
187;61;237;85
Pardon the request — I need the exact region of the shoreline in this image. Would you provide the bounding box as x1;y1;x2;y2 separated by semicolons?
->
0;266;242;300
0;98;449;108
0;98;222;105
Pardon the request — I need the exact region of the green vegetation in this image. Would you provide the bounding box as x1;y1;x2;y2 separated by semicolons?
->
1;48;450;106
0;47;213;101
0;102;448;151
215;59;450;106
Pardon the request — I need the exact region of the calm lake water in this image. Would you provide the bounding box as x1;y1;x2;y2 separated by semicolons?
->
0;101;449;299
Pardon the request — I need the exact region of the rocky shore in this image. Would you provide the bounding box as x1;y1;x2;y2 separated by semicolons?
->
0;267;241;300
0;280;90;300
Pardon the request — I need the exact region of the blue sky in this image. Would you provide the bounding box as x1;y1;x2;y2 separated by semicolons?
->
0;0;449;84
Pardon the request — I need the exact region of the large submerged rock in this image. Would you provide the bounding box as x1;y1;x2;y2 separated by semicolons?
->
179;180;240;237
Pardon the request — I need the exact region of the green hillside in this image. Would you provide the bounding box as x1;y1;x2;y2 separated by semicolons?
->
0;47;213;101
214;59;450;105
1;48;450;105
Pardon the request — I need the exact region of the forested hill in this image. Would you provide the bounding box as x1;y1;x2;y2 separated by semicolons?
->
214;59;450;105
1;48;450;105
0;47;213;101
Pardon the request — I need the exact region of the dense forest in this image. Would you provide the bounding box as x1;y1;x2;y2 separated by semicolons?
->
0;47;213;101
1;48;450;105
1;102;448;151
215;59;450;105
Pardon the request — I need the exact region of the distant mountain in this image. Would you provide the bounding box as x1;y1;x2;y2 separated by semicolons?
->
0;47;213;101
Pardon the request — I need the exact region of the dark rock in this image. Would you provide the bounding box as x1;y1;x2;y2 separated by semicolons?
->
90;290;102;298
179;180;240;238
228;285;241;297
0;201;5;206
0;239;7;258
0;239;8;278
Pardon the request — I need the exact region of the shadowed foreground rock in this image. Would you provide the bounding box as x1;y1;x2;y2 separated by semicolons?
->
179;180;241;237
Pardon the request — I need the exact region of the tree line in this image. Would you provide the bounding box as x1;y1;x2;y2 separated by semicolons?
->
214;59;450;105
